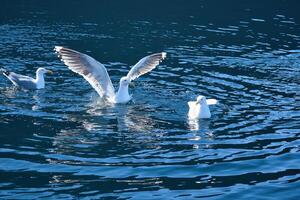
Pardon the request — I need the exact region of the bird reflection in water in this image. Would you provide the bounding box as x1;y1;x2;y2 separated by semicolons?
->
50;99;159;158
187;118;214;146
86;99;157;132
188;117;211;132
115;104;156;132
32;90;46;111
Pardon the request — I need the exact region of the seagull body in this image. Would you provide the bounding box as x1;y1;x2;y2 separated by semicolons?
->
188;95;217;119
54;46;166;104
2;68;52;89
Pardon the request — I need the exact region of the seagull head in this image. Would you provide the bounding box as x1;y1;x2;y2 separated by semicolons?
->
120;76;130;87
196;95;207;105
37;68;53;75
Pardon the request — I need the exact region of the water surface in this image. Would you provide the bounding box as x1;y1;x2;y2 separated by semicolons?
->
1;0;300;199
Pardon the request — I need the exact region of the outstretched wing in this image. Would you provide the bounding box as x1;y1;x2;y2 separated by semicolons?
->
126;52;166;81
54;46;115;100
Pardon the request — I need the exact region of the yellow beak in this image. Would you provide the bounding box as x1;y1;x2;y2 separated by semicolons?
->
47;70;53;74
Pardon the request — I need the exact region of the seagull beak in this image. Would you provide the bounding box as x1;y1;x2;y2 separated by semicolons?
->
47;70;53;74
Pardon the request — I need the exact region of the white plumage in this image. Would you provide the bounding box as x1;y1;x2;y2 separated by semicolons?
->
54;46;166;104
188;95;217;119
2;68;52;89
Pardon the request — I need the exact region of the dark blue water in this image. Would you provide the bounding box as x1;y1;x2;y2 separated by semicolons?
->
1;0;300;199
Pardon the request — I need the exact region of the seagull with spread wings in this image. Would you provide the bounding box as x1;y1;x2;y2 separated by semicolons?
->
54;46;166;103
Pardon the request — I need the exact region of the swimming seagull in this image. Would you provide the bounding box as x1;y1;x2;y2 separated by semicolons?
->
188;95;217;119
54;46;166;104
1;68;53;89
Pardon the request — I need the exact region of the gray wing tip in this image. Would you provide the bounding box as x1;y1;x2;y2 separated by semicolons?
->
162;52;167;59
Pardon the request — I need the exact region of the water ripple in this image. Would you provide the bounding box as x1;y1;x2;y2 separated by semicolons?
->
1;2;300;199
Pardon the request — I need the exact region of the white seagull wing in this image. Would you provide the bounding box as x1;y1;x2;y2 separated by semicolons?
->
3;72;37;89
54;46;115;101
8;72;34;82
126;52;166;81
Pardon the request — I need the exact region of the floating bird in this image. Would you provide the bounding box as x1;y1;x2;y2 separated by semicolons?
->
54;46;166;104
188;95;217;119
1;68;53;89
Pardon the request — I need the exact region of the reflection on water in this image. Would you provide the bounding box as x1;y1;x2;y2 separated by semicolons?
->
188;118;211;133
1;0;300;199
85;100;157;132
115;104;157;132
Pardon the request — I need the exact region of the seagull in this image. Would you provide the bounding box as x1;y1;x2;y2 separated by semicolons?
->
1;67;53;89
54;46;166;104
188;95;217;119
